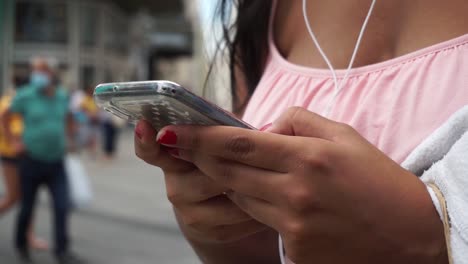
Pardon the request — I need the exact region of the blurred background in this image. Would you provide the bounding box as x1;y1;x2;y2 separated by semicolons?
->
0;0;229;263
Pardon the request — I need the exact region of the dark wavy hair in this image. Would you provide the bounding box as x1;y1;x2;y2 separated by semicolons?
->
210;0;272;113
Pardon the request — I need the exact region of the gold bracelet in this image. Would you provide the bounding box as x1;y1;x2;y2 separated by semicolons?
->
427;183;453;264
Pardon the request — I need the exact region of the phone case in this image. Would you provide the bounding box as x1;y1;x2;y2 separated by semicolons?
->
94;81;254;131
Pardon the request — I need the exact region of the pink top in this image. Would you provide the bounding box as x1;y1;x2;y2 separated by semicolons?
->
243;12;468;164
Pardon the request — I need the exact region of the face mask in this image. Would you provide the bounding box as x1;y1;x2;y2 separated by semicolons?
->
30;72;51;90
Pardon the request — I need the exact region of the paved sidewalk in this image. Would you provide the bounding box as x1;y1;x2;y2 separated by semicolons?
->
0;129;199;264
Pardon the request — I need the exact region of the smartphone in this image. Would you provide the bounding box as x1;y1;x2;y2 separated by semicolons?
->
93;80;254;131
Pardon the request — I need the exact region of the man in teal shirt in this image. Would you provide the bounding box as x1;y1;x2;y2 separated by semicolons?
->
2;57;81;264
10;74;69;162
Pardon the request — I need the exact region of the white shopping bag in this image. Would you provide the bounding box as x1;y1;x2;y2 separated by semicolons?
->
65;154;93;208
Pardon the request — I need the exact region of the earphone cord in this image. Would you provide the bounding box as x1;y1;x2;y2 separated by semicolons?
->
305;0;376;118
279;0;377;263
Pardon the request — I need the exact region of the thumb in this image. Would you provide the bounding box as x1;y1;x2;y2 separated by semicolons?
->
267;107;343;140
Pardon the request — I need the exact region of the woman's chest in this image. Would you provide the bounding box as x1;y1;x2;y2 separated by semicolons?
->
274;0;468;70
243;39;468;163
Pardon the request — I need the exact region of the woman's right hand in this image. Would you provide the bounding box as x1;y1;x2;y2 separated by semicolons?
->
134;120;267;244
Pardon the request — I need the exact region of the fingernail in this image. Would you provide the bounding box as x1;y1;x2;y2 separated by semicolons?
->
135;123;143;140
167;148;179;157
259;123;272;131
157;130;177;145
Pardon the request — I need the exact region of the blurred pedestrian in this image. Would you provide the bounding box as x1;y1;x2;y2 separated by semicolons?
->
99;110;123;160
78;86;99;157
2;57;84;264
0;86;49;251
69;88;87;151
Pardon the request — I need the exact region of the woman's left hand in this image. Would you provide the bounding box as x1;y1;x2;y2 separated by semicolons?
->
157;107;447;264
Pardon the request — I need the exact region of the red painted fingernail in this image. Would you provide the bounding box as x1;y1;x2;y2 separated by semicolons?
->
259;123;272;131
167;148;179;157
157;130;177;145
135;123;143;140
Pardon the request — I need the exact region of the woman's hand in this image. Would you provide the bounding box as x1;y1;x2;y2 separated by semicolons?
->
156;107;447;264
134;120;267;244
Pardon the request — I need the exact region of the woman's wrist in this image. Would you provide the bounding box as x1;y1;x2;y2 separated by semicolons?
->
390;175;448;264
424;183;451;264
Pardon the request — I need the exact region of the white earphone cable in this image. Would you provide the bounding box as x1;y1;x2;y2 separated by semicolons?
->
303;0;377;117
279;1;377;263
279;233;286;264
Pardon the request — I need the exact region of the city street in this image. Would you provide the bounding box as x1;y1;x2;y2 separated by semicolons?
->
0;129;199;264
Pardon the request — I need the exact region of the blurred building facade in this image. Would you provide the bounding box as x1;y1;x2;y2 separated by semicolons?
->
0;0;199;94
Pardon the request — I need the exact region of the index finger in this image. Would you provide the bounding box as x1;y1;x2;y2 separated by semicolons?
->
156;125;301;172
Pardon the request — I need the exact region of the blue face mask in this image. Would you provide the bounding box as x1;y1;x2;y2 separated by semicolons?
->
30;72;51;90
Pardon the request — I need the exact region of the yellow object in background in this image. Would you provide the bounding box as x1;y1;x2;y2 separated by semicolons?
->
0;95;23;157
80;95;99;116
